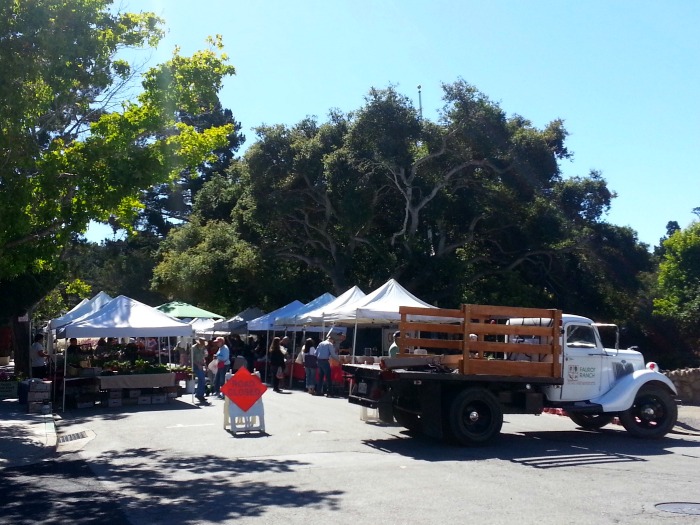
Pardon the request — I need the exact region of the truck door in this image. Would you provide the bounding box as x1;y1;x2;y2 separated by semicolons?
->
559;323;605;402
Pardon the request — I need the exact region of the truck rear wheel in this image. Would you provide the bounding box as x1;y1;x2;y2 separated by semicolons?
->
619;385;677;439
448;388;503;445
568;412;615;430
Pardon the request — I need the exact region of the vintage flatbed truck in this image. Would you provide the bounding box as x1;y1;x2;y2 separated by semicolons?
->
342;304;678;445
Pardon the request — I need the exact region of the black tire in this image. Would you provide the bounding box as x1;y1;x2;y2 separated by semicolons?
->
568;412;615;430
619;385;678;439
448;388;503;445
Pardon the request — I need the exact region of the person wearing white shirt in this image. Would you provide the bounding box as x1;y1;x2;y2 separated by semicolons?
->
315;331;340;396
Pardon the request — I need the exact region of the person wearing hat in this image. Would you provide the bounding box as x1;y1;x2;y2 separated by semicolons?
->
315;330;341;396
388;331;401;358
191;337;209;404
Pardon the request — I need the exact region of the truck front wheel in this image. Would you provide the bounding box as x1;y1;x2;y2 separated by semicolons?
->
568;412;615;430
448;388;503;445
619;385;677;439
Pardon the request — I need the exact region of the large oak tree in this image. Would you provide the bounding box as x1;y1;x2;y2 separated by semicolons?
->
0;0;237;370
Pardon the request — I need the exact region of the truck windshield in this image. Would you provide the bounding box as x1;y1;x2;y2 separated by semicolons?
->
566;325;597;348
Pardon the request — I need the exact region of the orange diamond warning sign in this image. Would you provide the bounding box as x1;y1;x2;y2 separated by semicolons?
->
220;368;267;411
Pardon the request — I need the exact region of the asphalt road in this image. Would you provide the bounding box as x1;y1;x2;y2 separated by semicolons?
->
8;389;700;524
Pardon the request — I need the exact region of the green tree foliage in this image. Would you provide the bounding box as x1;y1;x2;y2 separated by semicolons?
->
654;222;700;347
0;1;236;317
153;80;652;328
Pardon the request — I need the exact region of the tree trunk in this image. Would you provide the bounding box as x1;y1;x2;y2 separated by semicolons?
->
10;316;30;377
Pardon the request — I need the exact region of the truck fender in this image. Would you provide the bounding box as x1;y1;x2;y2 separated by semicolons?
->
591;370;677;413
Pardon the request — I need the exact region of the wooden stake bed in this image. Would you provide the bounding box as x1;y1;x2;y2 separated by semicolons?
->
396;304;562;380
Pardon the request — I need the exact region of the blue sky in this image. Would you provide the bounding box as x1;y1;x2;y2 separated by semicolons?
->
90;0;699;247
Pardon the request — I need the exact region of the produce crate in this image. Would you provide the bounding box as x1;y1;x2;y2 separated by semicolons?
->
28;401;51;414
27;391;51;402
137;395;152;405
162;386;178;398
151;394;167;404
29;380;51;391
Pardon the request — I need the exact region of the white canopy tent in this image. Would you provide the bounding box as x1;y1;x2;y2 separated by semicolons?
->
58;295;194;339
274;292;336;329
321;279;439;359
297;286;366;326
323;279;436;325
46;291;114;361
247;301;305;332
57;295;194;411
212;307;265;333
49;291;113;330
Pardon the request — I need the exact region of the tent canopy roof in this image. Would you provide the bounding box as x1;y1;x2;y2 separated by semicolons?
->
212;307;265;333
247;301;305;332
155;301;224;319
59;295;194;338
49;291;113;329
275;292;336;326
298;286;366;325
324;279;436;325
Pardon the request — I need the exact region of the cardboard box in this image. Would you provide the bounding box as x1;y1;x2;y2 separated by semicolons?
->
151;394;167;404
29;380;51;392
128;389;141;398
27;391;50;402
137;395;152;405
27;401;51;414
107;398;122;407
108;390;122;399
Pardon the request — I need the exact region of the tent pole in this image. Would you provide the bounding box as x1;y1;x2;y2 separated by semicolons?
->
288;322;297;390
62;336;67;412
352;316;358;362
190;341;195;404
264;329;270;385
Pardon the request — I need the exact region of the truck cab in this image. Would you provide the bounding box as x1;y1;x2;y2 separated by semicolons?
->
507;315;645;402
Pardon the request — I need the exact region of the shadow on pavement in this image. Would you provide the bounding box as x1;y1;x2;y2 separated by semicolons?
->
1;449;343;524
361;422;700;467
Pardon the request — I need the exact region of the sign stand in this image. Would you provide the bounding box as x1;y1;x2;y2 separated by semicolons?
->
220;368;267;435
224;397;265;433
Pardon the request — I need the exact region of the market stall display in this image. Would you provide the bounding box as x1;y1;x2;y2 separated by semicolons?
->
52;295;195;410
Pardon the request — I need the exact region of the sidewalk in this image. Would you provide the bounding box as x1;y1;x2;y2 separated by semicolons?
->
0;397;57;469
0;359;58;469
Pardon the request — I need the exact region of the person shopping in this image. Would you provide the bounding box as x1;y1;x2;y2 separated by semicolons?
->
213;337;230;399
301;338;317;394
315;330;340;396
269;337;286;393
192;337;209;405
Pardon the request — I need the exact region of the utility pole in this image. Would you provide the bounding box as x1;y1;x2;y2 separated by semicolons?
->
417;85;423;119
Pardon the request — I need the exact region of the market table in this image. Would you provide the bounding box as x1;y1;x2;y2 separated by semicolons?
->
96;373;176;389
